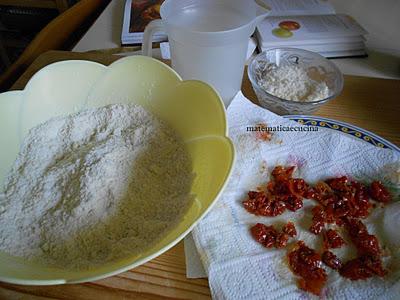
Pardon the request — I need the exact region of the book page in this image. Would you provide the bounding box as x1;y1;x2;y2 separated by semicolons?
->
257;14;367;47
260;0;335;16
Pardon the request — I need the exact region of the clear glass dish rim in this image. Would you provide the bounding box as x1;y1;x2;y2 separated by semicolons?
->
247;47;344;106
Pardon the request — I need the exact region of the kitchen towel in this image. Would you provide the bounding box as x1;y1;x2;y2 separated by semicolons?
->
189;92;400;299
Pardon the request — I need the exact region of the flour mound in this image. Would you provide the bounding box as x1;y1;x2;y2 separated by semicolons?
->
258;64;331;102
0;104;193;270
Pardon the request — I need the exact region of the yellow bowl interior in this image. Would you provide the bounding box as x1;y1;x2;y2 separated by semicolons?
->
0;56;234;284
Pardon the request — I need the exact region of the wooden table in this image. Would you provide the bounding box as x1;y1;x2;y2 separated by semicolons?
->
1;50;399;300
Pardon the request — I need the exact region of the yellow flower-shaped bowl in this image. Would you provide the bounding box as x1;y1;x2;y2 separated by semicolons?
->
0;56;235;285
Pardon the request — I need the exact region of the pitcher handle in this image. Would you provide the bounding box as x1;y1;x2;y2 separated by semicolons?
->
142;19;164;57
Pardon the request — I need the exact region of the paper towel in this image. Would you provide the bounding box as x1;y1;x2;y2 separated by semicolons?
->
189;92;400;299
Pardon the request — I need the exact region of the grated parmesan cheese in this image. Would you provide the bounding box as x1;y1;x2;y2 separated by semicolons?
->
258;64;331;102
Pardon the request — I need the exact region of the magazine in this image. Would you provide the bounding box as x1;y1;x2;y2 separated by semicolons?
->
121;0;167;45
257;0;368;58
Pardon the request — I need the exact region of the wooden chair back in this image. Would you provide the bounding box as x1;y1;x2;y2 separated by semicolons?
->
0;0;110;91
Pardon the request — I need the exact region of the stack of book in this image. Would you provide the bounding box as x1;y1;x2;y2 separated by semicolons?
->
256;0;368;58
121;0;368;58
121;0;166;45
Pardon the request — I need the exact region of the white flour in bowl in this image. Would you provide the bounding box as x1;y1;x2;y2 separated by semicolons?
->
258;64;331;102
0;104;193;270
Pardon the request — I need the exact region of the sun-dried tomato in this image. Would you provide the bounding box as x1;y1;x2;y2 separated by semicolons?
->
243;192;286;217
288;241;327;296
251;223;294;249
312;181;334;202
354;234;381;257
351;181;369;202
310;206;326;234
369;181;391;203
243;167;391;293
345;218;381;256
348;182;371;218
323;229;345;249
312;205;326;222
340;257;374;280
326;176;349;192
276;233;289;248
244;166;308;217
258;198;287;217
248;190;263;199
272;179;291;195
305;187;316;199
281;194;303;211
340;218;386;280
243;192;264;214
325;198;350;220
322;251;342;270
360;255;386;277
271;166;295;180
282;222;297;237
345;218;368;238
340;255;386;280
345;218;382;256
251;223;277;248
310;221;324;235
289;178;311;198
317;194;338;208
266;181;276;194
312;178;378;224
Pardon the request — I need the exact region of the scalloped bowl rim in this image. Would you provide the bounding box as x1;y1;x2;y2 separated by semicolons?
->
0;56;235;285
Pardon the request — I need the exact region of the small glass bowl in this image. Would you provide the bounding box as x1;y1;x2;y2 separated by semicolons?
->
248;48;343;115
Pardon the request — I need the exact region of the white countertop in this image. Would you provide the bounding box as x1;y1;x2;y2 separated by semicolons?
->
73;0;400;80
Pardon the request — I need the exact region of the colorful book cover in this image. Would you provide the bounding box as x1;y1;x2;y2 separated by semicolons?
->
129;0;164;33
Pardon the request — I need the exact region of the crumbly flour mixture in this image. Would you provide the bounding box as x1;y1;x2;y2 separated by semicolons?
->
258;64;331;102
0;104;193;270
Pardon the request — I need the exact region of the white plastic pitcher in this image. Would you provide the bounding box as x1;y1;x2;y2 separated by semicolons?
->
142;0;268;107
